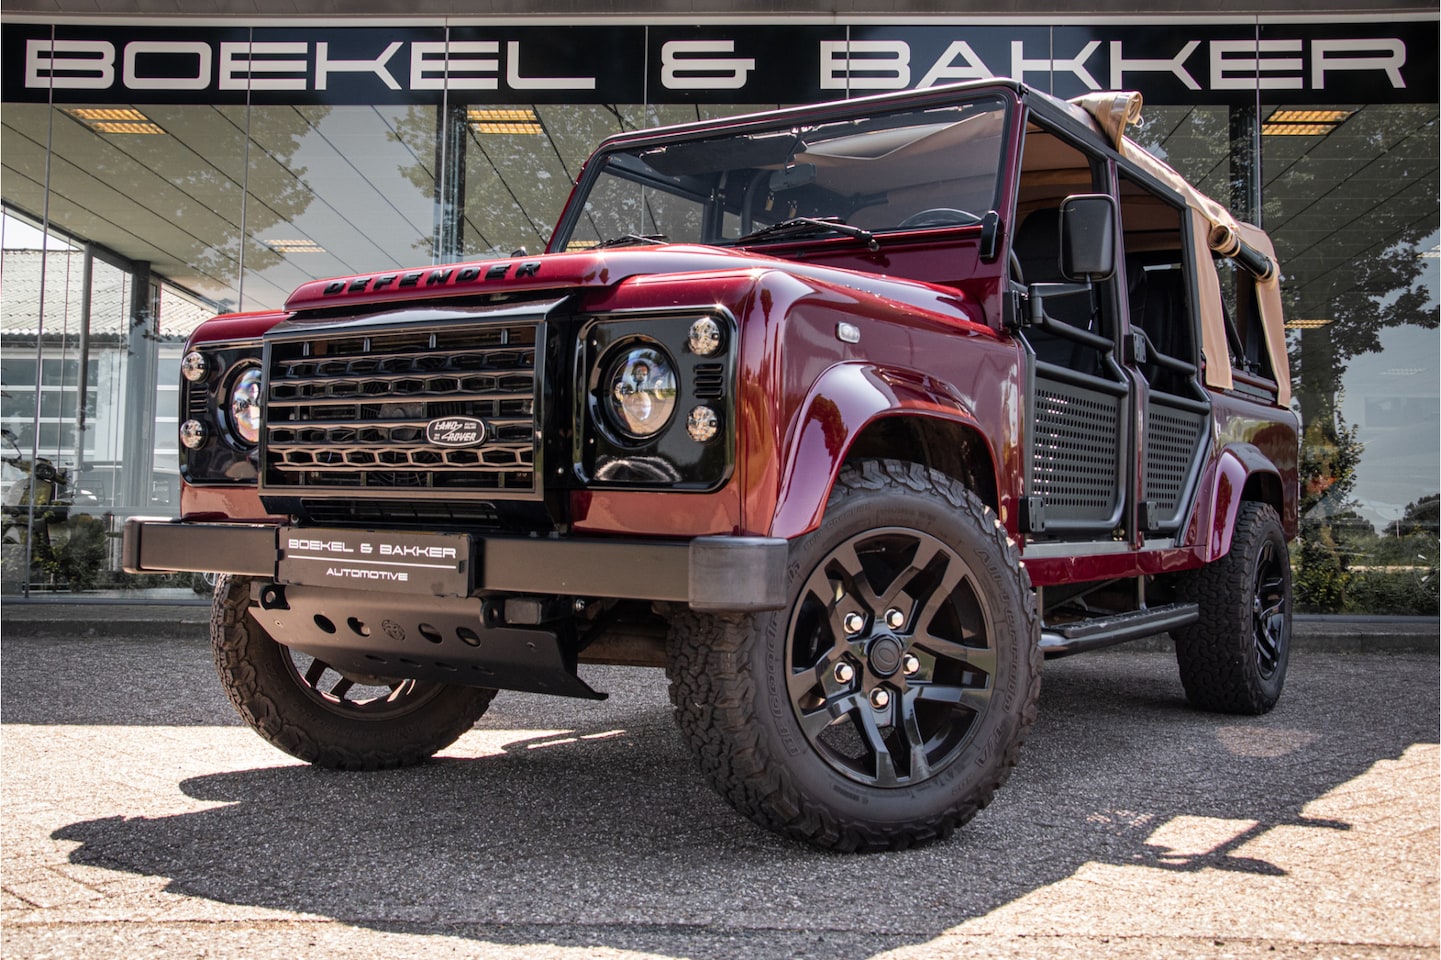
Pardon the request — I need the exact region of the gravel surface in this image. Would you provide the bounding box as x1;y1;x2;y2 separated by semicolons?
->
2;629;1436;959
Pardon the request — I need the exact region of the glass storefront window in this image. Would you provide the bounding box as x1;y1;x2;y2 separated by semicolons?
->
1;19;1436;609
1264;102;1440;613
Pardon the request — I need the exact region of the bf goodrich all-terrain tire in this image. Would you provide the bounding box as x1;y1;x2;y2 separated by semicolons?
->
1171;501;1292;715
665;459;1041;852
211;575;495;769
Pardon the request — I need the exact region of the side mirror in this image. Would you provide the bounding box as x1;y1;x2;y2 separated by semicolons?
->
1059;194;1117;281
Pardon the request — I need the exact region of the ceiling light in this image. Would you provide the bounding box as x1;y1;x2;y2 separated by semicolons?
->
1266;109;1353;124
1262;123;1337;136
468;108;543;135
66;108;149;122
564;240;599;252
265;239;326;254
1285;318;1332;329
89;121;165;134
1419;246;1441;260
1262;108;1352;137
65;107;165;134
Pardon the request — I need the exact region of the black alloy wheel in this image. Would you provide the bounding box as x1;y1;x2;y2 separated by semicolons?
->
787;527;999;788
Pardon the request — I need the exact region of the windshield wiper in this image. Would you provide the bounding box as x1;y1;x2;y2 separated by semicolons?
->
733;216;879;252
594;234;668;249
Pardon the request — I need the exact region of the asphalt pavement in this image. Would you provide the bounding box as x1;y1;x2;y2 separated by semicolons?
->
1;609;1437;959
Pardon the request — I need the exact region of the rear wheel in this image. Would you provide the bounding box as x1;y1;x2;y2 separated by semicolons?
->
666;460;1041;851
212;574;495;769
1171;501;1292;714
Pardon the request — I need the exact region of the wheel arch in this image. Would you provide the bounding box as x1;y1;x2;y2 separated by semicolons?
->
768;362;1000;541
1202;442;1288;562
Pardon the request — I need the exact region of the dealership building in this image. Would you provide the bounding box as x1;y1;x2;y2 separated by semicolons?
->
1;2;1436;605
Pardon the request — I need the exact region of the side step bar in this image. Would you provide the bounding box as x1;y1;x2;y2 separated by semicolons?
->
1039;602;1199;658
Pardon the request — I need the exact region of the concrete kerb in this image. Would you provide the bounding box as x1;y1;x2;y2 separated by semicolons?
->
1;599;1436;651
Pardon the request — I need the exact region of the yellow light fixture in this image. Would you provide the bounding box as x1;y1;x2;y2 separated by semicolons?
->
1262;123;1336;136
65;107;165;134
1262;108;1352;137
468;108;544;135
1266;109;1353;124
66;107;149;121
89;121;165;135
564;240;599;252
1284;318;1333;330
265;239;327;254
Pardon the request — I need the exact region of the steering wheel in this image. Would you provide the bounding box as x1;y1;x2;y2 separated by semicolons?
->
897;208;982;229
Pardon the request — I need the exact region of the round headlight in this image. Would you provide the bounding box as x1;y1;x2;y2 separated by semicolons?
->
181;351;208;382
686;405;719;442
229;366;263;446
603;345;677;439
180;419;207;449
688;317;722;357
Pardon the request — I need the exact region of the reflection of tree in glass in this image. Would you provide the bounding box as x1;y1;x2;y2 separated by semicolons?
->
388;105;441;260
1268;106;1439;426
146;106;330;295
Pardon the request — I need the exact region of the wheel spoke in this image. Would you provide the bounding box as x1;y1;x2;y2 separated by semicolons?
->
831;540;885;612
911;560;973;640
913;634;997;676
898;691;932;781
875;538;947;613
914;682;991;714
329;677;354;702
852;705;899;787
1257;596;1286;622
1258;574;1287;598
798;701;840;739
303;657;328;690
800;560;870;655
788;652;841;702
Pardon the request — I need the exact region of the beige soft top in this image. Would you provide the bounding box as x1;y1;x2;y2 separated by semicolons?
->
1064;91;1291;407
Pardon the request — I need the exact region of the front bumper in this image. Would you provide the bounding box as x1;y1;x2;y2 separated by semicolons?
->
122;518;787;613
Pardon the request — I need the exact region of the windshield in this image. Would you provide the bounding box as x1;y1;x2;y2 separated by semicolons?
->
556;96;1008;251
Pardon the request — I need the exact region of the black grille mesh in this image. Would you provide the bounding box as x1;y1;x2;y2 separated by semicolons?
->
1144;401;1205;528
1031;382;1121;523
263;322;538;495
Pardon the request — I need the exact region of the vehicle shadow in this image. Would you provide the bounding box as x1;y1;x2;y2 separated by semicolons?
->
45;650;1441;960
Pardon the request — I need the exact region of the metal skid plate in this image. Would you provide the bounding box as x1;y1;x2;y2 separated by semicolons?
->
251;583;605;699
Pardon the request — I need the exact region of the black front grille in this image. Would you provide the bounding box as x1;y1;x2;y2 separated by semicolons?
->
263;321;539;496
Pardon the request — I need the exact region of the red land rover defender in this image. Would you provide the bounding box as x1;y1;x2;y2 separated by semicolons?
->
125;80;1298;851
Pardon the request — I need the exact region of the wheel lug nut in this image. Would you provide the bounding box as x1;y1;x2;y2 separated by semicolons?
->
885;608;905;629
902;654;920;676
833;662;855;684
843;612;866;635
870;688;891;709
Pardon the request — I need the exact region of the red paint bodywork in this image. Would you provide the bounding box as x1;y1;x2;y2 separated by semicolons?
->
178;87;1298;595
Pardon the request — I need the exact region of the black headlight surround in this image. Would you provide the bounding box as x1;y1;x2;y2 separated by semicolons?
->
225;362;264;448
179;340;263;485
577;312;734;491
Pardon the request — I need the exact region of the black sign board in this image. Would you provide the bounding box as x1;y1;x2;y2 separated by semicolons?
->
4;20;1436;106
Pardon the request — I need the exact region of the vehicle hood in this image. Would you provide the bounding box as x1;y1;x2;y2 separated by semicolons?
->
282;244;976;323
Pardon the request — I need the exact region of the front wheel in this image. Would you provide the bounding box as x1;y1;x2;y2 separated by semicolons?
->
1171;501;1292;714
666;460;1041;851
211;575;495;769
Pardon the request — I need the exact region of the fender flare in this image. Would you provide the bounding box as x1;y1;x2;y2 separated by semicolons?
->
768;362;996;541
1200;442;1283;561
